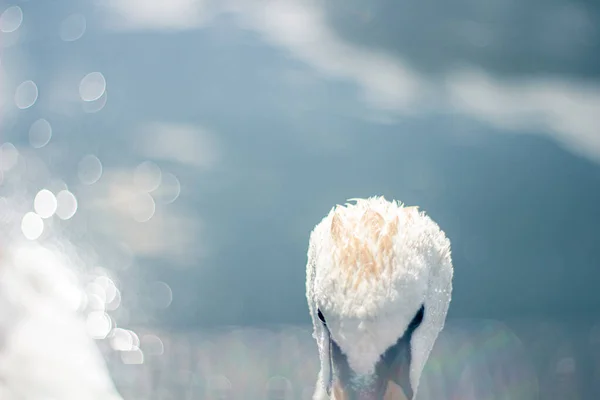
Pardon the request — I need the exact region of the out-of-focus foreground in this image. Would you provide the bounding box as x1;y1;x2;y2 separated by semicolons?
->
102;320;599;400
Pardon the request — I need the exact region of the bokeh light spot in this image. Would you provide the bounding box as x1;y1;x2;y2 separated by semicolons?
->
0;142;19;171
129;330;140;348
21;212;44;240
266;376;294;400
86;281;107;305
77;154;103;185
79;72;106;102
29;118;52;148
60;13;86;42
106;288;122;311
34;189;57;218
87;293;106;311
95;275;117;304
15;80;38;109
82;90;108;113
207;375;232;398
111;328;134;351
130;192;155;222
141;334;164;355
556;357;576;375
120;347;144;364
156;172;181;204
86;311;112;339
0;6;23;33
149;281;173;309
55;190;78;220
133;161;162;192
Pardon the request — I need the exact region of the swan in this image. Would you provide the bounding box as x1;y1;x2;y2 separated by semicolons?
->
306;197;453;399
0;240;123;400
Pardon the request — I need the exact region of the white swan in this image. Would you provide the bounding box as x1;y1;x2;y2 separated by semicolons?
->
306;197;453;399
0;241;123;400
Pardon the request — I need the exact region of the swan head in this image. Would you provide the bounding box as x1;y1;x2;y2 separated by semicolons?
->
306;197;453;399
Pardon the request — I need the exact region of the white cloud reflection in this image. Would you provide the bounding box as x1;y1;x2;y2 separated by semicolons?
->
99;0;213;30
100;0;600;163
248;1;424;111
135;122;219;169
446;69;600;161
80;168;203;262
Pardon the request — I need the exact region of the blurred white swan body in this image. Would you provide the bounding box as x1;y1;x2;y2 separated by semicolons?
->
306;197;453;399
0;241;122;400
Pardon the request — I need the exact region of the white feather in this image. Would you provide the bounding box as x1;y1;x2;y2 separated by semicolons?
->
306;196;453;399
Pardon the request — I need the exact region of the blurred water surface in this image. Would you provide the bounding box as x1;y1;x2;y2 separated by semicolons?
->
1;0;599;398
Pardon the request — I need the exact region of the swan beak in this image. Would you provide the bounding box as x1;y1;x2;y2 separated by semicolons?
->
330;337;414;400
383;380;410;400
332;376;410;400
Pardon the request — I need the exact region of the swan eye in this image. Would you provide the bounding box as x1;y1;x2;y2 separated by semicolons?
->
317;309;326;325
410;304;425;330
